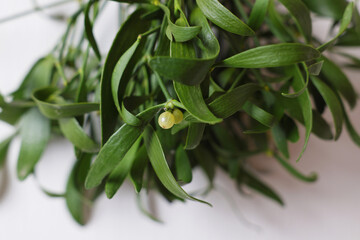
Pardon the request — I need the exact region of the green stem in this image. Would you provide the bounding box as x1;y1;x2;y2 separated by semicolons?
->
0;0;75;24
154;72;172;100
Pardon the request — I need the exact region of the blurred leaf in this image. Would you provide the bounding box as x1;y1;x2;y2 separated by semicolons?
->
248;0;270;31
59;118;99;153
311;76;343;140
274;154;317;182
272;123;289;159
318;2;354;52
17;108;50;180
175;145;192;183
321;57;357;109
302;0;347;20
279;0;312;42
185;123;205;150
0;135;14;169
32;87;99;119
130;145;149;193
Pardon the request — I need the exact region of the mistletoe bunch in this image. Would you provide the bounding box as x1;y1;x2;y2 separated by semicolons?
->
1;0;360;225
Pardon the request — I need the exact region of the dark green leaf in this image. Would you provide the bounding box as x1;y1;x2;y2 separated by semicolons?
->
321;57;357;109
175;145;192;183
278;0;312;42
311;76;343;140
105;137;141;198
302;0;347;20
185;123;205;150
272;124;289;159
243;101;274;127
149;8;220;85
130;145;149;193
208;83;261;118
85;104;163;189
143;125;210;205
100;8;151;144
84;0;101;60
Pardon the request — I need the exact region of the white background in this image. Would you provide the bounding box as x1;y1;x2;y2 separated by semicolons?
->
1;1;360;239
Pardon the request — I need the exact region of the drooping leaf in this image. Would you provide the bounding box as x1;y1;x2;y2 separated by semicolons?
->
274;154;317;182
0;135;14;169
85;104;163;189
242;101;274;127
32;87;99;119
59;118;99;153
143;125;210;205
321;57;357;109
84;0;101;60
130;145;149;193
272;123;289;159
175;145;192;183
311;76;343;140
278;0;312;42
105;137;141;198
185;123;205;150
17;108;51;180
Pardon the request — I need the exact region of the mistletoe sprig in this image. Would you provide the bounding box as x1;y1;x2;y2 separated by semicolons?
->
1;0;360;225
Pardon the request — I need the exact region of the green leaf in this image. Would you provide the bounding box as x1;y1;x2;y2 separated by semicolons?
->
17;108;51;180
100;8;152;144
105;137;141;198
85;104;163;189
32;87;99;119
292;65;312;162
302;0;347;20
343;108;360;147
240;169;284;205
208;83;261;119
278;0;312;42
311;76;343;140
59;118;99;153
243;101;274;127
66;153;93;225
84;0;101;60
321;57;357;108
185;123;205;150
217;43;320;68
196;0;255;36
157;3;201;42
272;124;289;159
111;37;142;126
143;125;210;206
0;135;14;169
274;154;317;182
175;145;192;183
130;145;148;193
174;82;222;124
248;0;270;31
12;56;53;100
149;7;220;85
318;2;354;52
